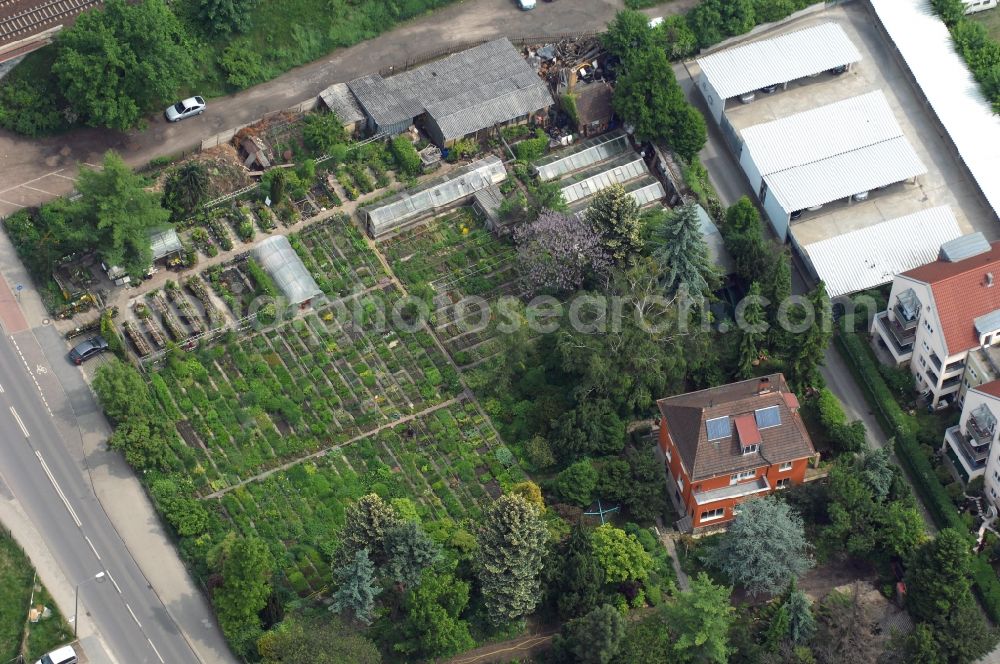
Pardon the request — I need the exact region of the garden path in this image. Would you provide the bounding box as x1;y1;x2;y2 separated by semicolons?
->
655;520;691;592
201;395;462;500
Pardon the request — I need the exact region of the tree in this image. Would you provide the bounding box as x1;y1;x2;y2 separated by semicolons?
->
650;203;718;296
553;459;599;507
53;0;193;130
162;162;209;221
554;526;605;620
331;548;381;625
389;136;422;176
707;496;812;596
603;10;656;62
268;168;287;204
686;0;756;48
108;417;171;471
258;615;381;664
931;0;968;27
549;399;626;462
824;461;881;558
477;494;548;625
93;358;155;422
340;494;400;563
737;281;766;378
213;537;275;644
905;528;979;623
723;197;770;284
784;586;816;645
622;447;668;524
552;604;627;664
902;623;945;664
198;0;257;36
383;521;441;589
303;112;348;155
667;103;709;165
512;210;611;295
781;281;832;388
76;151;171;278
510;481;545;512
659;15;698;60
813;586;880;664
584;184;643;264
763;252;792;350
395;565;474;659
590;523;654;584
753;0;797;23
856;445;894;502
661;573;734;664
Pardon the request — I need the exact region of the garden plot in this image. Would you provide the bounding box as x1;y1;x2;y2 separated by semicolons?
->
290;213;389;298
381;208;524;367
208;400;525;596
152;288;461;492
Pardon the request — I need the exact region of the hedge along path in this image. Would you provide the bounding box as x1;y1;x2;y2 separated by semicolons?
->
201;396;464;500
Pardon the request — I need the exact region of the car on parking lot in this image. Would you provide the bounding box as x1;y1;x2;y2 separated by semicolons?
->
517;0;536;8
165;96;206;122
35;645;77;664
828;64;848;75
68;336;109;365
759;84;778;93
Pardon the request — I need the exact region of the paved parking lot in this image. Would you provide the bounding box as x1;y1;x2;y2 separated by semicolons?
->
685;1;996;246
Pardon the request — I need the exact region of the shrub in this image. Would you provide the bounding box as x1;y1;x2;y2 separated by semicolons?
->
389;136;422;176
513;129;549;162
245;258;277;297
219;44;266;88
553;459;598;506
0;77;66;136
303;112;348;155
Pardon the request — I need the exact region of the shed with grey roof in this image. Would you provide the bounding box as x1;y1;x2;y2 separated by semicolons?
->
250;235;323;307
347;38;553;145
318;82;366;134
363;156;507;237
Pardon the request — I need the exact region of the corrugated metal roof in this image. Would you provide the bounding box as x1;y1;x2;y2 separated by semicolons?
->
364;156;507;235
871;0;1000;219
696;22;861;100
796;206;962;298
533;130;629;181
740;91;902;176
250;235;323;306
940;232;991;262
560;157;648;204
348;38;551;139
766;136;926;212
318;82;365;125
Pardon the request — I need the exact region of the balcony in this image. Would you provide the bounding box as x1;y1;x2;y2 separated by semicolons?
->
947;426;988;472
968;406;997;446
927;367;940;387
930;352;943;373
945;359;966;375
893;301;919;331
876;312;914;359
942;374;962;391
693;476;770;505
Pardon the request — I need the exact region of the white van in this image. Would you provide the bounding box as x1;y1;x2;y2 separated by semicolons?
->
964;0;998;15
35;645;77;664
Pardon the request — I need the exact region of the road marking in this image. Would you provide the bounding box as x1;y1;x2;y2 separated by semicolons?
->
22;184;54;196
126;603;142;628
35;451;82;528
9;406;28;437
0;197;22;209
107;571;122;594
0;169;65;195
85;536;101;561
147;639;165;664
0;381;4;393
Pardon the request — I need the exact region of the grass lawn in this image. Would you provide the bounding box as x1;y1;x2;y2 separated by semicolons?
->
971;7;1000;41
0;531;72;662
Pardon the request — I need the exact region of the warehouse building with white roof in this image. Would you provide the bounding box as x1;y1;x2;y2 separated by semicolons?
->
736;90;926;241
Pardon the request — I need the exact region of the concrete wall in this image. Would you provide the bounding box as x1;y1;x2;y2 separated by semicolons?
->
738;143;764;197
697;74;726;126
762;190;791;242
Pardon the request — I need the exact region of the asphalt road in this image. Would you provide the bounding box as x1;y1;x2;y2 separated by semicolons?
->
0;328;198;664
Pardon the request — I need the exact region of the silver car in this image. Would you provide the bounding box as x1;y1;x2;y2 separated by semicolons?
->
165;96;206;122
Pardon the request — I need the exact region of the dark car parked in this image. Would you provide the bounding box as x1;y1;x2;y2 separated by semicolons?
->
68;336;109;365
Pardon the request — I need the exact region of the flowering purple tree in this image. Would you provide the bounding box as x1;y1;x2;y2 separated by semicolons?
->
513;210;611;295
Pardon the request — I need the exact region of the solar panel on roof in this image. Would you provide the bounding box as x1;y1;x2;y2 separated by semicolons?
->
706;416;731;441
754;406;781;429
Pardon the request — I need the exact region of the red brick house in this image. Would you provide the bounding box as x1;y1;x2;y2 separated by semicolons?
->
657;374;817;532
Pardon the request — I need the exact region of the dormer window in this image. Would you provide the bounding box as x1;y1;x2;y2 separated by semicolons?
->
742;443;759;455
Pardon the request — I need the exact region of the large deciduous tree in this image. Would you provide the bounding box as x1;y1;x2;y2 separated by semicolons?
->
589;523;653;584
476;494;548;625
213;537;275;649
662;573;734;664
93;358;155;422
707;495;812;596
53;0;193;130
512;210;611;296
650;203;718;297
198;0;257;36
331;548;381;625
77;151;171;278
395;565;475;659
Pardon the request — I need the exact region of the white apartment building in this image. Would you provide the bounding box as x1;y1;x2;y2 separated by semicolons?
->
943;383;1000;486
872;233;1000;407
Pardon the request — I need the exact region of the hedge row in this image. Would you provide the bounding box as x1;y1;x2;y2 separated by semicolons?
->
835;329;1000;621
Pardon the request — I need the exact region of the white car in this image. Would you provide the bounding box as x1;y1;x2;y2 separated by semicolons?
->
35;645;77;664
518;0;536;9
165;96;206;122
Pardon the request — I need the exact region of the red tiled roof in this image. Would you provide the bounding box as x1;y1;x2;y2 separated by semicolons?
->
975;380;1000;400
734;413;761;446
782;392;800;411
902;242;1000;355
656;373;815;481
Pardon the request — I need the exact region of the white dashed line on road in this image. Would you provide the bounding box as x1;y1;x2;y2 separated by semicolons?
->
148;639;165;663
0;381;4;393
126;603;142;628
107;572;122;594
85;536;101;561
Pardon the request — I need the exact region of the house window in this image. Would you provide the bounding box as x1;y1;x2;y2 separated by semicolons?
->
992;487;997;499
779;461;793;472
665;447;672;463
919;356;926;368
971;368;979;380
922;341;930;353
742;443;759;455
730;470;756;485
994;470;1000;482
776;478;791;489
701;507;725;522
